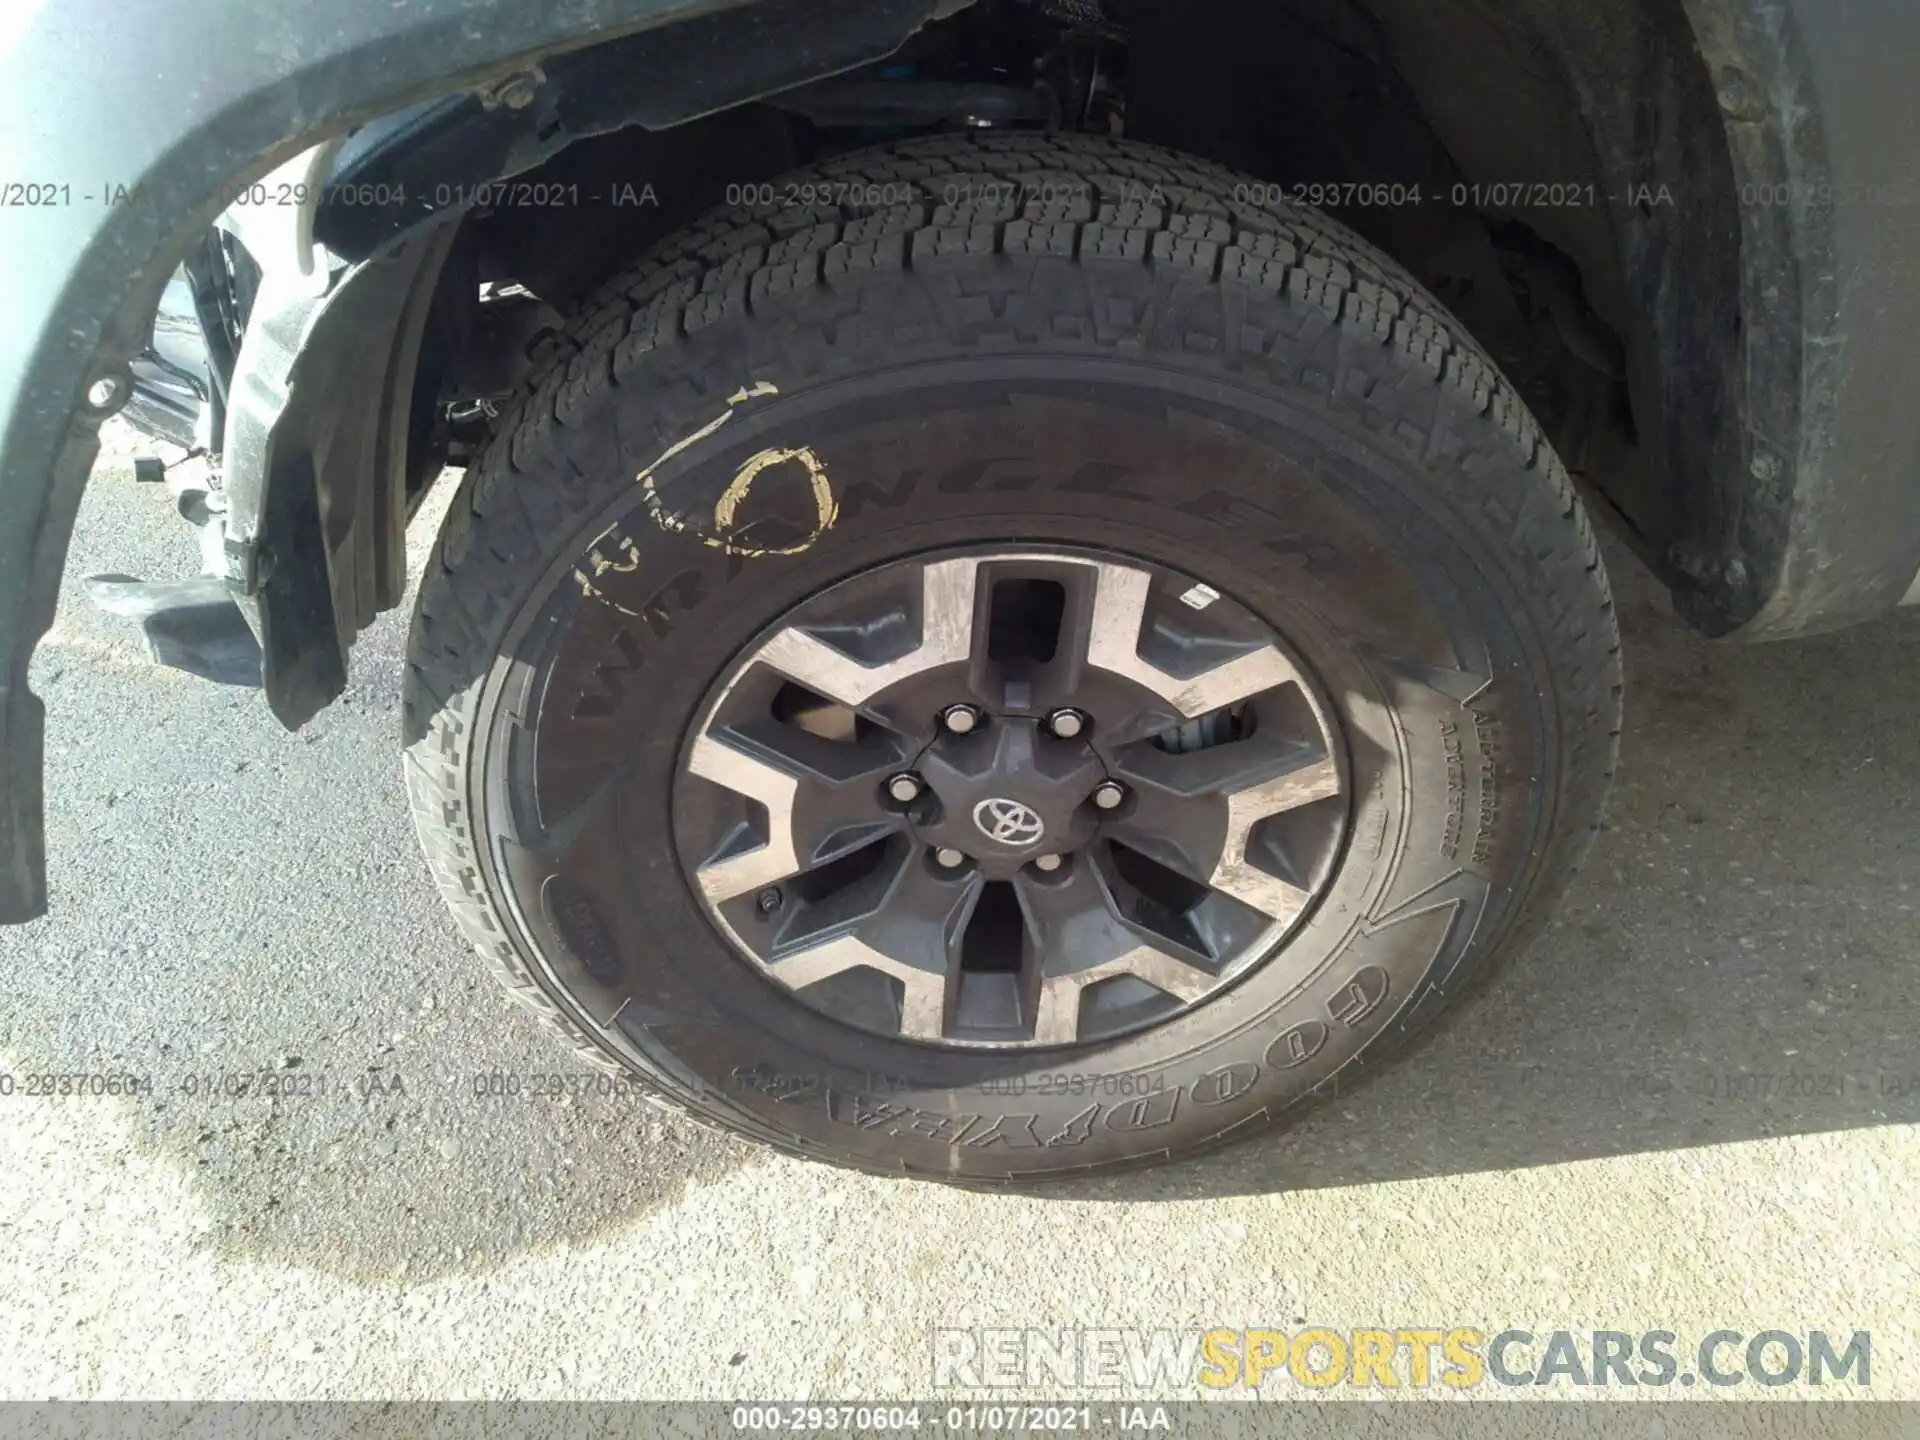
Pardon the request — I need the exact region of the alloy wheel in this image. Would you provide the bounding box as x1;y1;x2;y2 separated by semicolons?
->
672;547;1349;1049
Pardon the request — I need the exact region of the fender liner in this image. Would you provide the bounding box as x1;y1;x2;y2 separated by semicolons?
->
222;221;460;728
234;0;951;729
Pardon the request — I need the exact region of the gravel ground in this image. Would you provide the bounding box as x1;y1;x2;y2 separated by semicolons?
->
0;425;1914;1412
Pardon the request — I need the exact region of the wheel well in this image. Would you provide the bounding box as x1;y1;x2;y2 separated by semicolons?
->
410;0;1741;600
1119;0;1742;591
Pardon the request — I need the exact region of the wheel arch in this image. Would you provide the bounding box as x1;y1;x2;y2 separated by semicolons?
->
288;0;1891;729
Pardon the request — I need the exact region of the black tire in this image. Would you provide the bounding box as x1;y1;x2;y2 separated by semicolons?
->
403;132;1621;1183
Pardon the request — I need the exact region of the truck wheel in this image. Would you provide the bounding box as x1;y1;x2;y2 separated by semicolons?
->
403;132;1620;1182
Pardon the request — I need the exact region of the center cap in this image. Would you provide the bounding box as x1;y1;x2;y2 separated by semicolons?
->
972;797;1046;849
912;717;1106;877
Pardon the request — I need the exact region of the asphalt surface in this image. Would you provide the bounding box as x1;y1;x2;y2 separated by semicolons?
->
0;423;1915;1410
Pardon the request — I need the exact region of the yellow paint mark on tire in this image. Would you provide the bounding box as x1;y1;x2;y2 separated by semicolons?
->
572;535;646;616
569;378;841;614
707;445;840;558
638;380;782;545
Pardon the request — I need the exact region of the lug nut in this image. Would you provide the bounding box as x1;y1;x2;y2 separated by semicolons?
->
886;772;924;804
1046;708;1087;740
941;704;981;734
1092;780;1127;811
1032;853;1064;873
934;846;968;869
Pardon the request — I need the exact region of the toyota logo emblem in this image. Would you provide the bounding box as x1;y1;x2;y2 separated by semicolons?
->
972;797;1046;848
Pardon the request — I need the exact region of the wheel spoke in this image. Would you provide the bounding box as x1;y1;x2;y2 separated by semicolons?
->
1033;944;1217;1046
768;935;954;1040
1110;724;1322;799
1100;790;1222;888
1084;562;1300;716
1015;860;1218;1045
774;861;983;1040
754;557;980;706
1209;755;1342;921
686;719;916;905
1107;727;1340;889
685;733;802;902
